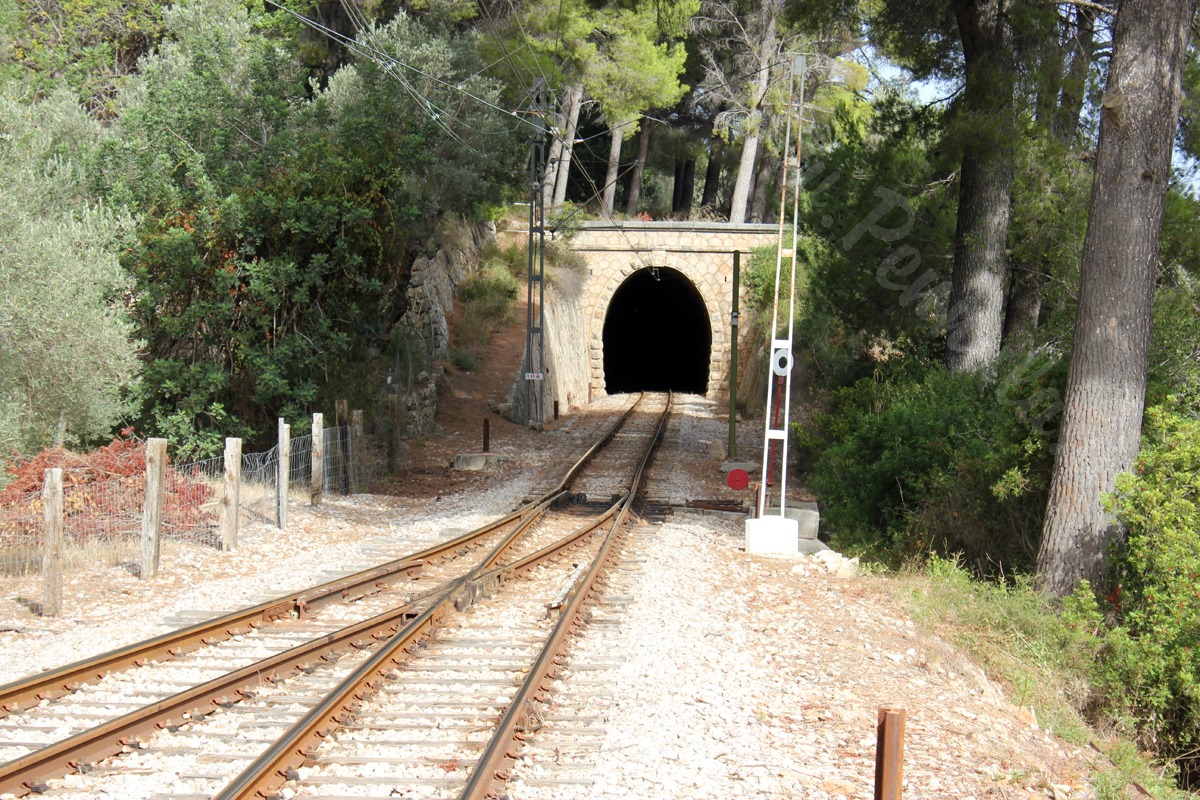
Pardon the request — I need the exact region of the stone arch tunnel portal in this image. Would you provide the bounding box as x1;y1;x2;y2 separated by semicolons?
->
602;267;711;394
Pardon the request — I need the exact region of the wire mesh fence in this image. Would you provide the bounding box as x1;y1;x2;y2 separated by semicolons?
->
0;488;49;577
1;415;392;613
164;456;223;548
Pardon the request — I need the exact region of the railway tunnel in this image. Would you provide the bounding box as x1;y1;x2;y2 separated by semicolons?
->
602;266;711;394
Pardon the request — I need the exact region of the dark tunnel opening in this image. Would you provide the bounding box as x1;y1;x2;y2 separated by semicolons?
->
602;267;711;394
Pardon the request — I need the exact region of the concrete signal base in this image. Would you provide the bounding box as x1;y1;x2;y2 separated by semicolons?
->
745;515;800;555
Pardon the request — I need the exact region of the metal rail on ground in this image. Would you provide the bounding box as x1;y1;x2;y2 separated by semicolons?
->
0;394;655;798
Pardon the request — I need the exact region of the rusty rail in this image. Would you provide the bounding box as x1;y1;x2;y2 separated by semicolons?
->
0;396;649;719
461;392;673;799
0;394;658;799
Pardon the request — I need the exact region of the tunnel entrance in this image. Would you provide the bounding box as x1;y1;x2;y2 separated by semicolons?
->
602;267;711;394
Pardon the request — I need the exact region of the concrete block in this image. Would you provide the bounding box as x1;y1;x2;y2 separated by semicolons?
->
784;504;820;540
453;453;502;471
797;538;830;555
745;515;798;555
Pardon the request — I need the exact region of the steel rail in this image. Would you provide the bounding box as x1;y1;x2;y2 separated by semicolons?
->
212;499;626;799
0;394;651;798
0;489;574;797
0;396;647;719
459;392;673;799
216;395;664;800
0;596;430;795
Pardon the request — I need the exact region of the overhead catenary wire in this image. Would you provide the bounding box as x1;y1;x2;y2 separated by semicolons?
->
265;0;541;137
474;0;539;105
270;1;716;237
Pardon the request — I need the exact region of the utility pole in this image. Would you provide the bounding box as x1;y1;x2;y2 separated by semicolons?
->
524;79;553;427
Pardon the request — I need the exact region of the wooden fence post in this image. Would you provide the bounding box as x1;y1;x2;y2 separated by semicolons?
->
141;438;167;579
335;399;351;495
351;409;363;492
311;413;323;506
875;707;906;800
222;437;241;552
386;396;399;472
41;468;63;617
277;419;290;530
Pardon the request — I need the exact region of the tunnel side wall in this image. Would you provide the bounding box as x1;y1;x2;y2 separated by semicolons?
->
509;265;591;424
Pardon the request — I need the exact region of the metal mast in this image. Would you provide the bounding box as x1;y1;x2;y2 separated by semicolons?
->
757;55;807;518
524;79;553;427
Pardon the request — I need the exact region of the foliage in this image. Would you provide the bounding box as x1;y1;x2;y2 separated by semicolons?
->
1100;404;1200;786
1147;277;1200;416
584;6;690;131
0;432;215;542
455;258;520;348
448;349;476;372
802;364;1057;573
796;95;957;368
1178;46;1200;162
1006;123;1093;335
477;0;598;106
0;92;140;463
1;0;164;114
898;556;1191;798
91;0;522;455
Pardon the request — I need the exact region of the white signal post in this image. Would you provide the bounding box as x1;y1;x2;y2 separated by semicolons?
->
746;54;807;555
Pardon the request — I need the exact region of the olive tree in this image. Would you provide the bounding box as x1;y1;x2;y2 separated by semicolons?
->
0;93;140;461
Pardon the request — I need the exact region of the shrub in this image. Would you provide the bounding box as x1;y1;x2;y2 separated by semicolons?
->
1101;403;1200;786
803;364;1054;573
455;260;520;348
449;349;475;372
0;431;216;547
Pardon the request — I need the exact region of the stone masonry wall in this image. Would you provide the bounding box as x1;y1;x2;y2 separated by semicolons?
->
509;263;591;425
568;221;779;398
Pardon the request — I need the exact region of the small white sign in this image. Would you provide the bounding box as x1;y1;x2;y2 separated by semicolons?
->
525;372;544;380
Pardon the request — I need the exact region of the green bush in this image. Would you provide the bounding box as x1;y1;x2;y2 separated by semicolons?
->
449;349;476;372
1101;403;1200;785
803;364;1054;573
457;260;519;341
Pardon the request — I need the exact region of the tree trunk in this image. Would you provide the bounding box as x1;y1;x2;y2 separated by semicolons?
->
701;138;722;209
728;116;761;223
728;4;778;224
601;125;623;218
551;83;584;208
1037;0;1195;598
749;152;775;223
542;97;567;209
625;118;652;216
1053;7;1096;144
765;158;785;224
1001;262;1044;349
672;159;685;212
944;0;1015;374
680;158;695;215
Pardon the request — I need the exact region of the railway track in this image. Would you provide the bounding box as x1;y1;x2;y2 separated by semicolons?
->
0;392;672;799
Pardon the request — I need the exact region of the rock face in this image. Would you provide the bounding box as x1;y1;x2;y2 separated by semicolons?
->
391;218;494;436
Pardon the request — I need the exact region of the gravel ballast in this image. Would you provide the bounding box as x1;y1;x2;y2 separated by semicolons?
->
0;396;1098;799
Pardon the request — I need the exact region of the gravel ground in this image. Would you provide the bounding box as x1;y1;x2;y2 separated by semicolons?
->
0;395;1099;799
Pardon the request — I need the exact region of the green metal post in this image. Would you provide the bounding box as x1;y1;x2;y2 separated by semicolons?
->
728;250;740;460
